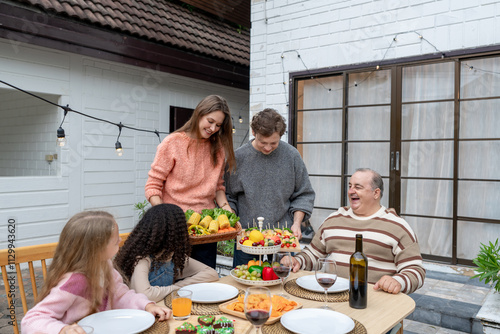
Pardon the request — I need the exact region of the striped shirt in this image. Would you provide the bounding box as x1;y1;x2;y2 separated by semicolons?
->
295;206;425;294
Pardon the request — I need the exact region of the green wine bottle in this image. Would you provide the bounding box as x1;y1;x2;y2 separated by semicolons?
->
349;234;368;309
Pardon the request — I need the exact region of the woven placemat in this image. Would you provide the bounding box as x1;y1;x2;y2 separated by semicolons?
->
140;319;170;334
284;279;349;302
262;318;366;334
164;289;245;316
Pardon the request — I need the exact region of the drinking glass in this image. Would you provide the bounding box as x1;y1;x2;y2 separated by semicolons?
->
172;289;193;320
244;287;272;334
315;258;337;310
272;252;292;297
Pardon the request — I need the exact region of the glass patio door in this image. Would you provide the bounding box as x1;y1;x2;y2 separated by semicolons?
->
399;62;456;260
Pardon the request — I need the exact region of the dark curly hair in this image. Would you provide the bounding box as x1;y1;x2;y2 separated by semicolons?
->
114;203;191;280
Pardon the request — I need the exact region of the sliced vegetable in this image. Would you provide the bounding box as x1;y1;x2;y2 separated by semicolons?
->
186;212;201;226
217;214;231;229
199;216;212;229
188;225;208;235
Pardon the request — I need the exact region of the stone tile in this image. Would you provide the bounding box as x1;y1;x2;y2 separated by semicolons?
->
441;313;471;332
454;286;490;304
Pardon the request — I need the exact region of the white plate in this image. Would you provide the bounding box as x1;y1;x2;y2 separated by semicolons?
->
78;309;154;334
295;275;349;293
179;283;239;303
229;269;282;286
280;308;355;334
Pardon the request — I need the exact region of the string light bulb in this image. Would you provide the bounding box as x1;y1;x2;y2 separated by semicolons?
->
115;122;123;157
57;127;66;147
232;125;236;133
115;141;123;156
56;106;69;147
239;115;243;123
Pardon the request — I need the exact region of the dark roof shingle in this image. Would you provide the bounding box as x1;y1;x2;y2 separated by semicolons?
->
19;0;250;67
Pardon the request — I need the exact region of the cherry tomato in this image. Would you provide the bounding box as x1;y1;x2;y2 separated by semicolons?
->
281;244;285;248
292;243;296;248
286;243;290;248
239;239;244;244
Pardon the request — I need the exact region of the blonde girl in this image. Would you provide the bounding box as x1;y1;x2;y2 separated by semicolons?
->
21;211;171;334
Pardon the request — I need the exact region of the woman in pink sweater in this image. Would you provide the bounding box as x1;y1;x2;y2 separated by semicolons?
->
21;211;171;334
145;95;236;268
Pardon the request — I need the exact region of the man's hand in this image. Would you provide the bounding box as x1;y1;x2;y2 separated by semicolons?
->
145;303;172;321
373;275;402;294
290;256;301;272
291;222;302;240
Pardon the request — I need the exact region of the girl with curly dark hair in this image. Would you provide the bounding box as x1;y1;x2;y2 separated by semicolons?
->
114;203;219;302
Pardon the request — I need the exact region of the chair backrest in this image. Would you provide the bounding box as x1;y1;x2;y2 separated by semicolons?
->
0;232;131;334
0;242;57;334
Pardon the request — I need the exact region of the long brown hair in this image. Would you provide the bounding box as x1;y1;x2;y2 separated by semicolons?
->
176;95;236;172
37;211;116;314
114;203;191;280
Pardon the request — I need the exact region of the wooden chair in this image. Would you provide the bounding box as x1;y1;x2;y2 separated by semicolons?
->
0;242;57;334
0;232;130;334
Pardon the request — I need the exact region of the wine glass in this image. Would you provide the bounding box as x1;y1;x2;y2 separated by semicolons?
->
272;252;292;297
315;258;337;310
244;287;272;334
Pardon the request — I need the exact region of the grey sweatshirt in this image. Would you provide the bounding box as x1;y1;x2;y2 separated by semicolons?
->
225;140;315;229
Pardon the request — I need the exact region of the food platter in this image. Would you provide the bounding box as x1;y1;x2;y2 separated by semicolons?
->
229;269;281;286
219;296;302;325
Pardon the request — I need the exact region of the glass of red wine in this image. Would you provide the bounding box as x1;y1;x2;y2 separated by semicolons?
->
244;287;272;334
272;252;292;297
315;258;337;310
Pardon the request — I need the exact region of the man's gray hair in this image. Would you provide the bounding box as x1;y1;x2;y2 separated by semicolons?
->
355;168;383;198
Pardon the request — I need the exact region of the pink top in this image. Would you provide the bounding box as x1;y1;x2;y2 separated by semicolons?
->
21;261;153;334
145;132;226;213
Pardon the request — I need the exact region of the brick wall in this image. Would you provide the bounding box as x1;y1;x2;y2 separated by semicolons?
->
250;0;500;128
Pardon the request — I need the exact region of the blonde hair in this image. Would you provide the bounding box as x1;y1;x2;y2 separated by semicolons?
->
37;211;116;314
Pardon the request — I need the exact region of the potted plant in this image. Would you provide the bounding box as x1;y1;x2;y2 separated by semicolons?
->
473;238;500;292
473;239;500;333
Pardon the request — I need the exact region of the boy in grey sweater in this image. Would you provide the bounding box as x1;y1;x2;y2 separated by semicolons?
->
225;108;315;267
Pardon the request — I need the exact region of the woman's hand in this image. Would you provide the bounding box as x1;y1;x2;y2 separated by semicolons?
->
148;196;163;206
145;303;172;321
59;324;88;334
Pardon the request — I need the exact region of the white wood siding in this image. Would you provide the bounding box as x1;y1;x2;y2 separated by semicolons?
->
0;39;249;248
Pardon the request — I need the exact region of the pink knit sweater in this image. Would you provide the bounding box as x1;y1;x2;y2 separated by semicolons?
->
21;261;153;334
145;132;226;213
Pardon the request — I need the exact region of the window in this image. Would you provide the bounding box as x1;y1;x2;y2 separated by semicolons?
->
292;53;500;265
0;88;61;176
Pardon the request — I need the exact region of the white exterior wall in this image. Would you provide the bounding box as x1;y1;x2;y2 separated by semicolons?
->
0;38;249;248
250;0;500;119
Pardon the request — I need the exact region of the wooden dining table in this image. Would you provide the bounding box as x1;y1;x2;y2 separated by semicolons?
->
154;270;415;334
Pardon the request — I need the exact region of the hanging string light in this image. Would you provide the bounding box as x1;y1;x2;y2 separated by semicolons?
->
239;115;243;123
56;106;70;147
115;122;123;156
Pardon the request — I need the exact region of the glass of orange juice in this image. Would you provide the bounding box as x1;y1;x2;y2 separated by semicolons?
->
172;289;193;320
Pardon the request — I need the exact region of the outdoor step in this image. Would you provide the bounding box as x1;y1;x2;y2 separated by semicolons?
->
404;319;470;334
406;268;491;334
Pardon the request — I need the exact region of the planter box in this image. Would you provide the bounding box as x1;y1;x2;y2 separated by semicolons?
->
477;290;500;333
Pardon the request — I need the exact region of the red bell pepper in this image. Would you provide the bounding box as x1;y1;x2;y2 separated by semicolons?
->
262;266;279;280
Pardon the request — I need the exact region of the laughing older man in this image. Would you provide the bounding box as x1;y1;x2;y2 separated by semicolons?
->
291;168;425;294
